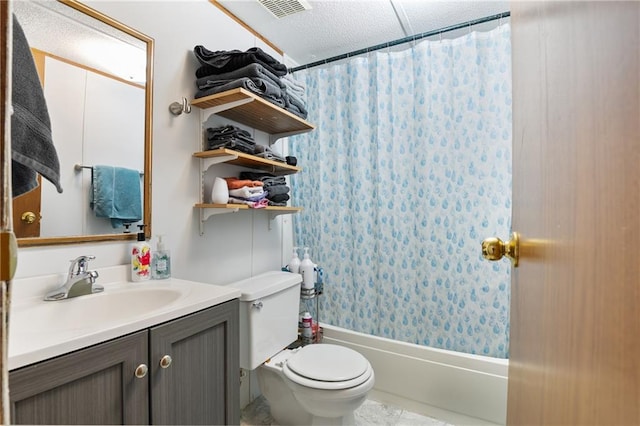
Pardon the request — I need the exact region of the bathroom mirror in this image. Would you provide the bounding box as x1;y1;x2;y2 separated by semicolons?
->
12;0;153;246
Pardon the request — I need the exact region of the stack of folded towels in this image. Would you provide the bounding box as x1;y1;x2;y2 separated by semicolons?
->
240;171;290;207
224;177;268;209
206;124;286;163
207;125;255;154
193;45;308;119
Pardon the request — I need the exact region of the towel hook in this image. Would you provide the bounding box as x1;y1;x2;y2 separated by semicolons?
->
169;97;191;116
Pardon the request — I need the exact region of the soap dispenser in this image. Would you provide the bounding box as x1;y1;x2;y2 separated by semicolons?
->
152;234;171;280
300;247;315;291
131;225;151;282
288;246;301;274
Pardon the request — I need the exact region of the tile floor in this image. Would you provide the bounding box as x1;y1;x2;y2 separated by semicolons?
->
240;395;453;426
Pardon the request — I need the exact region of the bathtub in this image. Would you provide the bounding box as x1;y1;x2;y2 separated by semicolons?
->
321;324;508;425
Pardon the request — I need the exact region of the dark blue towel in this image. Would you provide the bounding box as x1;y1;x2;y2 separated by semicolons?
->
90;165;142;228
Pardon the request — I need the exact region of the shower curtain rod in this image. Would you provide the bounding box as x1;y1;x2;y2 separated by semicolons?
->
289;11;510;73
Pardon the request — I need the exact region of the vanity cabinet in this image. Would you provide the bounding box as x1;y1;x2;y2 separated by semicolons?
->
9;299;239;425
10;331;148;424
149;299;239;425
191;88;315;230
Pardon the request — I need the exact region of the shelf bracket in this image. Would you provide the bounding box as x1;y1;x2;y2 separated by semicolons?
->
203;98;255;120
269;129;313;145
267;209;299;230
199;207;241;236
201;154;238;170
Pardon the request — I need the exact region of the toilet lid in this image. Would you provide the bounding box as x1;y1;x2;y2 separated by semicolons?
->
286;344;369;382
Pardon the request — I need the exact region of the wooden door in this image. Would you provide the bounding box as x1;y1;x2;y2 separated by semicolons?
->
150;300;240;425
12;177;41;238
9;331;149;424
508;2;640;424
0;1;13;423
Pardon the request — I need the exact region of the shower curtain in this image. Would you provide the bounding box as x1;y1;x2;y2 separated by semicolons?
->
290;25;512;358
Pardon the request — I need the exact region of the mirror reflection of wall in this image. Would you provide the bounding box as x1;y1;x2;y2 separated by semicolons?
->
13;0;148;240
40;54;145;237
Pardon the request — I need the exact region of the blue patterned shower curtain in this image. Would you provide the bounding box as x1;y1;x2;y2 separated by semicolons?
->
290;25;512;358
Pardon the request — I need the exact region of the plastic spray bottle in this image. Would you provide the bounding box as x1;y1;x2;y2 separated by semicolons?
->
131;225;151;282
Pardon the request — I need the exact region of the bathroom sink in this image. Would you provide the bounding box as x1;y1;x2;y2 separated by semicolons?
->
11;287;184;334
8;271;242;370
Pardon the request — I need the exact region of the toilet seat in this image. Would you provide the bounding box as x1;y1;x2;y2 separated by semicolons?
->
282;344;373;390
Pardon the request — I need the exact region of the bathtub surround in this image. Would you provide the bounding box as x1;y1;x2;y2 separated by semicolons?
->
291;25;512;358
322;324;507;425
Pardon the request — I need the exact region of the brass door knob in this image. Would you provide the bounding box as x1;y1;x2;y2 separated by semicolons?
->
482;232;520;267
159;355;172;369
21;211;37;224
134;364;148;379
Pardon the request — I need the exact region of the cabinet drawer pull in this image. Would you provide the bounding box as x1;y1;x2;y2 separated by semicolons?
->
160;355;172;369
134;364;148;378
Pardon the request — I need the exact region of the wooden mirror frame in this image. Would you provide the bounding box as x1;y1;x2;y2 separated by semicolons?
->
17;0;153;247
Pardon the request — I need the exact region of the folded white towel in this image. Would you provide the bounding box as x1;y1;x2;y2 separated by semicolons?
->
229;186;264;198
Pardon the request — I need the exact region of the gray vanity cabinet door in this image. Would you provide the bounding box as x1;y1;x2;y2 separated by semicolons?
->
149;299;240;425
9;330;149;424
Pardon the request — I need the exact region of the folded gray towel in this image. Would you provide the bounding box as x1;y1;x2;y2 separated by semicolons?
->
196;63;285;90
195;77;286;109
193;46;287;76
282;74;306;98
11;14;62;197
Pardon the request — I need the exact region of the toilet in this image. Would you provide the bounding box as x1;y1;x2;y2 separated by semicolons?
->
231;271;375;426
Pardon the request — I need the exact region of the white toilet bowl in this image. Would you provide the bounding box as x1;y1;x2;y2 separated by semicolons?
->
230;272;375;426
258;344;375;426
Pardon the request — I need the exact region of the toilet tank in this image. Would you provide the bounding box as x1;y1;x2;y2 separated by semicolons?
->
230;271;302;370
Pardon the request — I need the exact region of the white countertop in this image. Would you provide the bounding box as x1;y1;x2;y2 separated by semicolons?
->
9;266;240;370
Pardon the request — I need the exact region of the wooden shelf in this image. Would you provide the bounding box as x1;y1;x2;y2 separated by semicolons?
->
195;204;302;231
191;88;315;138
193;148;300;175
192;88;312;234
195;203;302;213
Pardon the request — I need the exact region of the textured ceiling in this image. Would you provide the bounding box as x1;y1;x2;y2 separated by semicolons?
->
217;0;510;67
13;1;147;83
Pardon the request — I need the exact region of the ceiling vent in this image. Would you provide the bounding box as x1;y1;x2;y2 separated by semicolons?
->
257;0;312;19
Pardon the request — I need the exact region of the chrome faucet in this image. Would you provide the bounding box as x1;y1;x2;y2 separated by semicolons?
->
44;255;103;301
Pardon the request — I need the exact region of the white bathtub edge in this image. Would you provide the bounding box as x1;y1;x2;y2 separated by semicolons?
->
321;324;508;425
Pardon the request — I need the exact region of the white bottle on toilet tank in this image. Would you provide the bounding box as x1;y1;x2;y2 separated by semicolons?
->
288;247;301;274
300;247;315;291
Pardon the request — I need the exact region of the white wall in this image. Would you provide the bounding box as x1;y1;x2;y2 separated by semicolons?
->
15;0;292;285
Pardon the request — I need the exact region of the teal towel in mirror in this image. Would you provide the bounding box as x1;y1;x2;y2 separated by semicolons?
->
90;165;142;228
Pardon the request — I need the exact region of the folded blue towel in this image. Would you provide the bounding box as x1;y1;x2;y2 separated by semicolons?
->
90;165;142;228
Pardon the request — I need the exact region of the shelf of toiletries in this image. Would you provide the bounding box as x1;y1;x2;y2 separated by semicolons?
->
193;148;301;175
191;88;315;139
